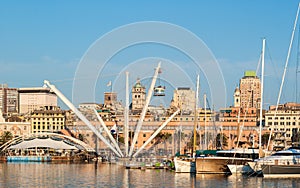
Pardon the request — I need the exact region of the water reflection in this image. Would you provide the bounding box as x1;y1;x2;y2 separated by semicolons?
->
1;163;300;187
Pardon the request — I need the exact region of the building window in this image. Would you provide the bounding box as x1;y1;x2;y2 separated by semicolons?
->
143;134;146;137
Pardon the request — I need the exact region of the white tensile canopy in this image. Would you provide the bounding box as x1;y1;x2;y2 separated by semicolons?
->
9;138;78;150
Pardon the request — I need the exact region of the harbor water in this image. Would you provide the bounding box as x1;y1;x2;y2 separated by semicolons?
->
1;162;300;187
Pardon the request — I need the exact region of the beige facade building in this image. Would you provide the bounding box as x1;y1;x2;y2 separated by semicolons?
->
0;84;18;117
171;87;196;115
0;110;31;137
239;71;261;109
0;122;31;137
104;92;117;107
265;103;300;150
19;87;57;114
131;79;146;114
233;87;241;108
28;106;65;133
78;103;99;110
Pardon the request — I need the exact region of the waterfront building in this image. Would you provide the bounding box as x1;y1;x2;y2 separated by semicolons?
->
27;106;65;133
0;84;18;118
78;103;99;110
0;110;31;137
104;92;117;107
233;87;241;108
170;87;196;115
218;107;262;149
0;122;31;138
265;102;300;150
131;79;146;114
18;87;57;114
239;71;261;109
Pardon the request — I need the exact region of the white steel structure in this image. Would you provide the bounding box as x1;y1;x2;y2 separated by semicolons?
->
43;80;122;158
44;62;179;159
128;62;161;157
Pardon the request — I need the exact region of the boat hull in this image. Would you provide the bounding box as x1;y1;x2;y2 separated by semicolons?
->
174;157;195;173
227;164;253;175
196;157;252;174
262;164;300;177
7;156;52;162
196;157;230;174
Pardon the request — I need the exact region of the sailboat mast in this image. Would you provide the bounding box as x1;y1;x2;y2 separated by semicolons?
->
267;3;300;150
259;38;265;150
193;75;200;157
204;93;207;150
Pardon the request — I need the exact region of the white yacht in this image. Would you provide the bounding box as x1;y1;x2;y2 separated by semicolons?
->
196;148;259;175
248;147;300;177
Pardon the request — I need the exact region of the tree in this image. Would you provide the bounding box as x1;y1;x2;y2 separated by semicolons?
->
118;136;125;144
291;128;300;145
78;133;85;142
0;131;13;146
216;133;228;149
154;132;172;155
261;133;273;147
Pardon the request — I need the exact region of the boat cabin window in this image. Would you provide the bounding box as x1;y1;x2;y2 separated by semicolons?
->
272;153;300;156
216;152;259;159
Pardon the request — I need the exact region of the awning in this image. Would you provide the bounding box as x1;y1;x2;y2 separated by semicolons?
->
9;138;78;150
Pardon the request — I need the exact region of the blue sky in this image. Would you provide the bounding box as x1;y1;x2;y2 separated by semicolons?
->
0;1;299;110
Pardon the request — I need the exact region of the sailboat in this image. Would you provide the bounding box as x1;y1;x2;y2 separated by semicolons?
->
248;2;300;177
173;75;199;173
195;39;266;175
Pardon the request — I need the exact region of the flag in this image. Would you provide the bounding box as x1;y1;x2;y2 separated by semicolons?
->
107;81;112;87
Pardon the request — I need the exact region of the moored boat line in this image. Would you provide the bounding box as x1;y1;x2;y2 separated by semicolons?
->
247;146;300;177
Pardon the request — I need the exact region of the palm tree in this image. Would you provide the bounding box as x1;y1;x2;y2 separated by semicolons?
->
155;132;172;155
185;131;201;153
262;133;273;148
216;133;228;149
0;131;13;146
78;133;85;142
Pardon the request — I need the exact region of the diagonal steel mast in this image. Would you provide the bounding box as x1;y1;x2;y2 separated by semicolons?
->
128;62;161;157
132;109;180;158
43;80;122;157
93;108;123;157
124;71;130;156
